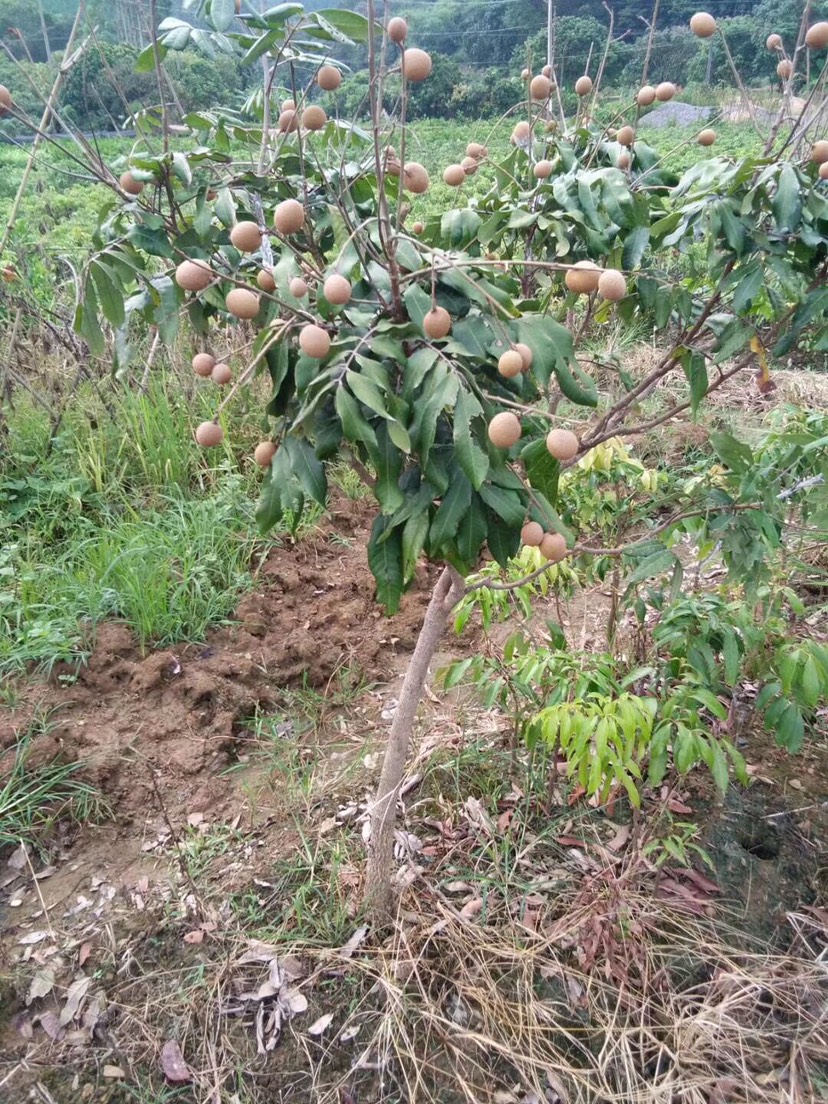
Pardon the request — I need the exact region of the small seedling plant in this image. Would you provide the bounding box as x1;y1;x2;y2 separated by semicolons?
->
2;1;828;916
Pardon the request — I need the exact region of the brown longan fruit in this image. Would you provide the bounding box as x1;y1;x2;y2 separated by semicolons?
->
302;105;327;130
289;276;308;298
766;33;783;50
655;81;676;101
530;74;551;100
443;164;465;186
175;260;213;292
618;151;631;170
423;307;451;339
281;98;296;112
324;274;352;305
254;441;277;467
257;268;276;292
698;128;716;146
546;428;579;461
540;532;567;562
226;288;260;319
534;159;553;179
192;352;215;378
812;140;828;163
274;199;305;234
466;142;486;159
598;269;627;301
299;324;331;358
317;65;342;91
461;156;478;175
278;109;299;133
120;170;144;195
690;12;716;37
521;521;544;547
515;343;533;372
403;162;430;193
195;421;223;447
777;59;793;79
402;48;432;82
819;162;828;180
511;120;531;144
575;75;593;96
617;125;635;147
565;260;601;294
637;85;656;106
211;362;232;385
805;21;828;49
412;221;424;235
487;412;521;449
0;85;12;115
541;64;553;78
521;67;530;80
498;350;524;378
230;221;262;252
387;16;408;42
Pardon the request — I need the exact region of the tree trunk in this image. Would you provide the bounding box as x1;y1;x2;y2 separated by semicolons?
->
363;565;465;921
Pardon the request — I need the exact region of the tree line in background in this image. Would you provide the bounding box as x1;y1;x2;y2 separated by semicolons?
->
0;0;824;130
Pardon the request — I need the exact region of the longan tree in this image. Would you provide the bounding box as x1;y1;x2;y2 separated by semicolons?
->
2;2;828;919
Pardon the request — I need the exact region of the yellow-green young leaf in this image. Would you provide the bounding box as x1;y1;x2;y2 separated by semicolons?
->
368;515;404;615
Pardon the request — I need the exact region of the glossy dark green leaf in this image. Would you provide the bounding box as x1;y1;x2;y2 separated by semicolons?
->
283;437;327;506
429;471;472;551
772;163;801;233
453;388;489;490
368;515;404;615
522;438;559;504
709;430;753;474
485;507;521;567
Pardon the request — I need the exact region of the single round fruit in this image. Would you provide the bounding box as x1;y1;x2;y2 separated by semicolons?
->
195;421;223;447
575;75;593;96
565;260;601;295
257;268;276;292
766;33;783;51
461;156;478;175
403;161;430;194
423;307;452;339
230;221;262;252
498;350;524;378
278;110;299;133
466;142;486;159
813;140;828;163
443;163;465;187
617;125;635;147
402;48;432;82
175;259;213;292
546;428;579;461
521;67;530;80
211;362;232;385
530;74;551;100
598;269;627;301
540;531;567;562
541;63;553;78
655;81;676;101
192;352;215;378
521;521;544;547
0;85;12;115
690;11;716;38
120;170;144;195
820;162;828;180
226;288;260;319
487;411;521;449
637;85;656;106
317;65;342;91
698;128;716;146
515;343;533;372
299;324;331;358
289;276;308;298
387;16;408;42
511;120;531;144
324;274;352;305
534;159;553;179
412;220;424;234
302;104;327;130
254;441;277;467
274;198;305;234
281;98;296;112
777;59;793;79
805;21;828;49
618;151;631;170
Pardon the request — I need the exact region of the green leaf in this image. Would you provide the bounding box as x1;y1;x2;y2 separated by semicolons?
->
171;151;192;187
401;510;429;582
135;43;165;72
128;223;174;259
621;226;649;270
478;482;525;528
625;550;676;587
722;629;741;688
159;17;193;50
772;163;802;233
89;261;125;328
682;351;708;415
368;515;404;615
336;385;378;451
485;506;521;567
522;438;559;505
454;494;487;569
313;8;373;41
75;283;105;357
402;283;432;333
282;437;327;507
429;471;472;552
776;702;804;752
709;430;753;473
453;388;489;490
209;0;236;32
441;209;481;248
800;655;822;709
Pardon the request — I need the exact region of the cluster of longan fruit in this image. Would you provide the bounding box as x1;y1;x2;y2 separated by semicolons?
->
442;142;489;188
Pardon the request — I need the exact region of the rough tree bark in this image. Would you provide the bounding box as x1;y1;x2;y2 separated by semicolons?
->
364;565;466;921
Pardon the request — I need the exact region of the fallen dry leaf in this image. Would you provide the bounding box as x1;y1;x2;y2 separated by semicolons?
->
183;929;205;945
38;1011;64;1041
161;1039;192;1083
18;931;49;946
459;897;484;921
338;925;368;959
606;824;631;852
78;942;93;968
103;1065;125;1080
27;968;56;1005
59;975;91;1027
308;1012;334;1036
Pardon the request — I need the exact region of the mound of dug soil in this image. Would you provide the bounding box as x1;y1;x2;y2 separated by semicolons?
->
1;499;437;824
